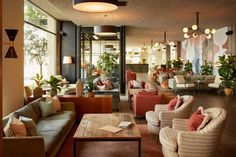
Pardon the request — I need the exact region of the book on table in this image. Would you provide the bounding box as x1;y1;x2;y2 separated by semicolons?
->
118;121;133;128
99;125;123;133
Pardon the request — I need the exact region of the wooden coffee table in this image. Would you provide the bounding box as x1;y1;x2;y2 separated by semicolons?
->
73;113;142;157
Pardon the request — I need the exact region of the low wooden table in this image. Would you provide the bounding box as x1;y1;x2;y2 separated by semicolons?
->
73;113;142;157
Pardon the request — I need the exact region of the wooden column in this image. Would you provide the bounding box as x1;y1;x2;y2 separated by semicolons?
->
76;26;82;79
0;0;3;156
119;26;126;94
176;41;182;58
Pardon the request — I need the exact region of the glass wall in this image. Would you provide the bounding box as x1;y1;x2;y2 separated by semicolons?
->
24;1;57;85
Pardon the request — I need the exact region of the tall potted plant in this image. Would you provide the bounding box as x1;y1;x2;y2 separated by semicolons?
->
46;75;61;97
97;52;119;78
218;54;236;96
184;60;193;75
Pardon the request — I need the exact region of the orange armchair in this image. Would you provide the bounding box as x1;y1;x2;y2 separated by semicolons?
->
126;71;137;82
132;92;163;117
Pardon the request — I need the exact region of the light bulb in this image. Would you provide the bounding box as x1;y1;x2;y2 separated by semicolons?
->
192;25;198;30
184;33;190;38
193;33;198;38
211;29;216;34
207;34;212;39
183;27;188;33
205;29;210;34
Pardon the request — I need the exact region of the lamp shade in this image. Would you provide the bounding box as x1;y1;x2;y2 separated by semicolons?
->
63;56;72;64
94;25;117;36
73;0;118;12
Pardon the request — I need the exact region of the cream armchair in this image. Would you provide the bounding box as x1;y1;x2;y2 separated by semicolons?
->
159;107;227;157
145;95;194;135
174;75;195;93
208;75;222;94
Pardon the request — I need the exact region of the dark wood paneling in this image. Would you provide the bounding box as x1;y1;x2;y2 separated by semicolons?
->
119;26;126;94
60;21;76;83
0;0;3;156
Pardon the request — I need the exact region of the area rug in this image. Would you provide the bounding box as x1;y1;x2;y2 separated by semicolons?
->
57;124;163;157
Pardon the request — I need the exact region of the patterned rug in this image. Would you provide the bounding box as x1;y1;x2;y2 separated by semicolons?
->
57;124;164;157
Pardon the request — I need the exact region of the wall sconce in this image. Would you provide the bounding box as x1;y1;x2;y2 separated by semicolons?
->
3;29;18;58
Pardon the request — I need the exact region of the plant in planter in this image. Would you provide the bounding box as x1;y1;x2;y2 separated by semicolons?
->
97;52;119;76
84;80;94;97
200;60;213;75
46;75;61;97
218;54;236;96
172;58;183;70
166;60;172;69
32;73;45;98
184;60;193;75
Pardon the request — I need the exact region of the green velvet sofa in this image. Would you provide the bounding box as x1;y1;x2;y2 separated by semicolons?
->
3;98;76;157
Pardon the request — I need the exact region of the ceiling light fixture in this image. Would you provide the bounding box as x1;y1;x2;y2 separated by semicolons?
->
183;12;216;39
73;0;118;12
94;25;117;36
153;31;175;49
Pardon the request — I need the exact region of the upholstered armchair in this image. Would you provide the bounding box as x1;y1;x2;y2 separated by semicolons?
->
146;95;194;134
126;71;137;82
132;91;163;117
174;75;195;93
159;107;227;157
208;75;222;93
128;80;148;101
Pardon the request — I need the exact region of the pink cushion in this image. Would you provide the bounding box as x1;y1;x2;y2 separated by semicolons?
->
167;97;178;111
188;109;205;131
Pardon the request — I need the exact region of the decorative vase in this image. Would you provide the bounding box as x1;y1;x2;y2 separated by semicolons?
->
76;80;84;97
224;88;233;96
50;88;57;97
87;92;94;97
33;87;43;98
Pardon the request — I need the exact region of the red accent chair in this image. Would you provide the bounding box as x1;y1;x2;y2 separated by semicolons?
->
126;71;137;82
132;92;163;117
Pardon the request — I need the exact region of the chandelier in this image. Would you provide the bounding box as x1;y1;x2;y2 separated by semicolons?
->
153;31;175;50
183;12;216;39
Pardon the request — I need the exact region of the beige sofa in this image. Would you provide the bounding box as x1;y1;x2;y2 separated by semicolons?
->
3;98;76;157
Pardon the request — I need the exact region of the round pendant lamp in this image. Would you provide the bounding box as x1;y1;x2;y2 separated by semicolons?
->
73;0;118;12
94;25;117;36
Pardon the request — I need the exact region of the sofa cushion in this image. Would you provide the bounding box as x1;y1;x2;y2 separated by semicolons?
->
28;98;45;121
4;116;27;137
167;97;178;111
39;101;57;118
14;105;38;124
46;96;61;112
19;116;37;136
131;80;142;88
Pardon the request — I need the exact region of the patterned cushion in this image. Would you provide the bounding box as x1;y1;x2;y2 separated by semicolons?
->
4;116;27;137
19;116;37;136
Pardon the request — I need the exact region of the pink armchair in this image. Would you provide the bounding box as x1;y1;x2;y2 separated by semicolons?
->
128;80;148;101
132;93;163;117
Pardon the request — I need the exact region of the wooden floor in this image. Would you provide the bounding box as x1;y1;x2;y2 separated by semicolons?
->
118;91;236;157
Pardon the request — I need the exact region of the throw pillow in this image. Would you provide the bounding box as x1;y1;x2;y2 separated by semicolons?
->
97;85;106;90
132;80;142;88
4;116;27;137
188;107;206;131
51;96;61;112
161;80;169;89
39;101;57;118
19;116;37;136
167;97;178;111
174;95;183;109
103;80;114;90
197;107;211;130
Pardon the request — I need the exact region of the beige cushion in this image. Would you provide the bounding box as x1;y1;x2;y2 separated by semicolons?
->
19;116;37;136
176;83;195;88
208;83;219;88
160;126;178;152
174;75;185;84
39;101;57;118
4;116;27;137
3;116;14;137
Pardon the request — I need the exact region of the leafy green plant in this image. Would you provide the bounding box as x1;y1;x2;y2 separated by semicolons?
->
184;60;193;74
218;54;236;88
46;75;61;92
97;52;119;73
172;58;183;69
166;60;172;68
32;73;45;87
84;80;94;92
200;61;213;75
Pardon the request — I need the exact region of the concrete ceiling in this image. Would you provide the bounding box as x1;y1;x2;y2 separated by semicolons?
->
31;0;236;49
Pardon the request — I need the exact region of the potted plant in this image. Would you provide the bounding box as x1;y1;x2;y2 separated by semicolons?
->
46;75;62;97
184;60;193;75
200;60;213;75
32;73;45;98
218;54;236;96
172;58;183;70
97;52;119;78
84;80;94;97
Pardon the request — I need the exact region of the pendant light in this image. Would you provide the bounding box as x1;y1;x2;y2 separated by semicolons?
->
94;25;117;36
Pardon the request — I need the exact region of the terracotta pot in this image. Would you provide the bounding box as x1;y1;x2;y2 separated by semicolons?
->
224;88;233;96
50;88;58;97
33;87;43;98
87;92;94;97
